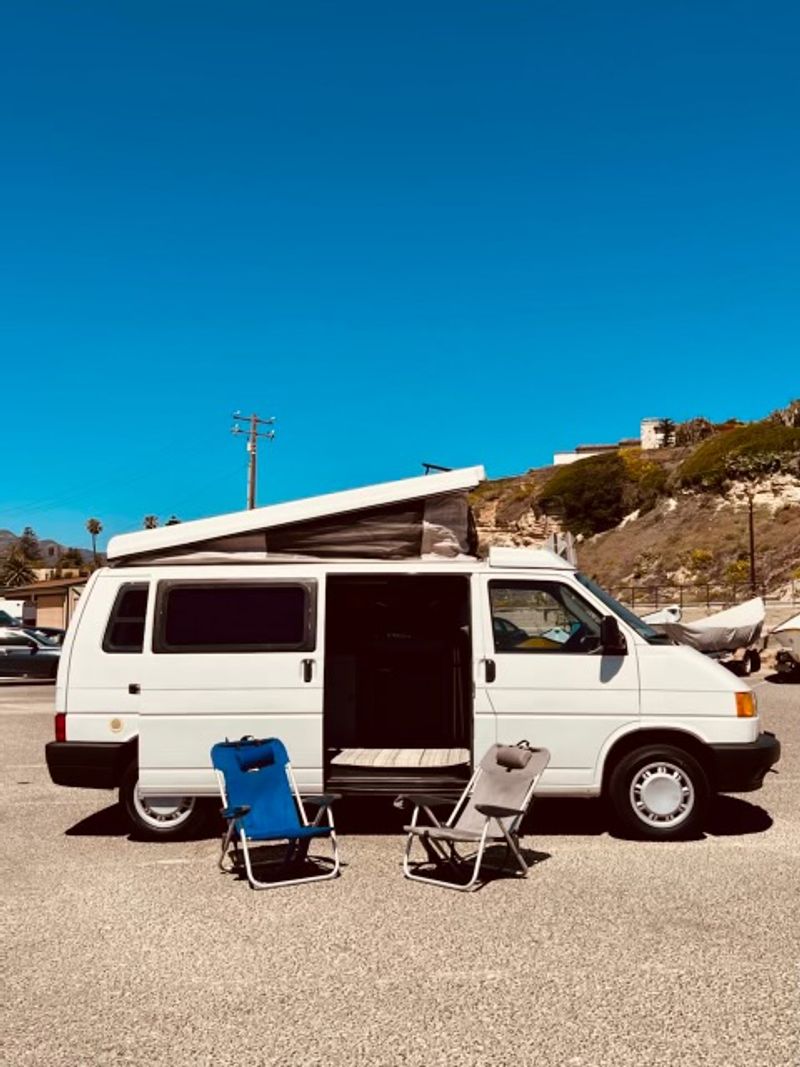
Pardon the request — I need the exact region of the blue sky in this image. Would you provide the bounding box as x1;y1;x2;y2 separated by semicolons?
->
3;2;799;550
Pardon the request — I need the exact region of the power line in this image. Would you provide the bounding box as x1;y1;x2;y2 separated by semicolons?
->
231;411;276;509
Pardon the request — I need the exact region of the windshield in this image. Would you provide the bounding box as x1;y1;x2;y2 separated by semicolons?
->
576;573;673;645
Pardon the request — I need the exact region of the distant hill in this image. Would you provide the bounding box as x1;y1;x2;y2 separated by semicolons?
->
471;400;800;595
0;530;95;564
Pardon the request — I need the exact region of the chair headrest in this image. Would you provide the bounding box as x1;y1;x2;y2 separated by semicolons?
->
495;745;533;770
237;748;276;772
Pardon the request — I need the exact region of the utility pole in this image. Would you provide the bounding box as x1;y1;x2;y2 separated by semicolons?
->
231;411;276;509
747;490;757;596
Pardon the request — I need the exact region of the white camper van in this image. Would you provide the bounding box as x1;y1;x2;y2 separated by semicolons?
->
46;467;779;841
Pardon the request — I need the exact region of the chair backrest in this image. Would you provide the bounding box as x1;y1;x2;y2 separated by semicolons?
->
452;743;550;835
210;737;302;836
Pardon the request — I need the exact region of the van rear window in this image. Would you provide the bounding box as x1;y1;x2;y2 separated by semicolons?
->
103;584;149;653
154;582;315;653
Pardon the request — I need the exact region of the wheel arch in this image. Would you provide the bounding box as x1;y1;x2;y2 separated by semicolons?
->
599;727;713;795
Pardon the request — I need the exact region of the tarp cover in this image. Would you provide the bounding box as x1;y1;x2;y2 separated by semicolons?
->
122;493;477;564
652;597;765;653
772;611;800;656
641;605;682;625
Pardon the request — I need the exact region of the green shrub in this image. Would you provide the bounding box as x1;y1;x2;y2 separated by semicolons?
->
688;548;714;574
539;453;628;536
678;422;800;491
725;559;751;584
539;447;672;536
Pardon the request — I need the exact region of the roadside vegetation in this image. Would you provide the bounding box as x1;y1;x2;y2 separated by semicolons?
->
472;398;800;591
677;422;800;490
537;449;669;537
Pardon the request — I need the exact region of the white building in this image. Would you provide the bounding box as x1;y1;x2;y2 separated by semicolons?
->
553;418;665;466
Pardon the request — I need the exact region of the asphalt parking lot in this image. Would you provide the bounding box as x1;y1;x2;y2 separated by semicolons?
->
2;677;798;1067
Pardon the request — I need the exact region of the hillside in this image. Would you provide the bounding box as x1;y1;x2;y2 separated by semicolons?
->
472;402;800;595
0;530;94;565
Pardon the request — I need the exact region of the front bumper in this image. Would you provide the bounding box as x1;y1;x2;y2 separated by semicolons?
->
45;741;128;790
709;732;781;793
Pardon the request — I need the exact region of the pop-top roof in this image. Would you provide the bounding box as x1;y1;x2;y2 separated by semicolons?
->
107;466;486;563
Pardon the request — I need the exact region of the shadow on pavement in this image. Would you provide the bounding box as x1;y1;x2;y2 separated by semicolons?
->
65;805;128;836
402;843;551;892
64;793;773;842
706;794;773;836
65;802;220;841
764;671;800;685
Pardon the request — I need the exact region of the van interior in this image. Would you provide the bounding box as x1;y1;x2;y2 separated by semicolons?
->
324;575;473;796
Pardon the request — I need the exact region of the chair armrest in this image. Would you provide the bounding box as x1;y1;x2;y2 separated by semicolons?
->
305;794;341;826
221;804;251;821
475;804;525;819
303;793;341;809
393;793;453;810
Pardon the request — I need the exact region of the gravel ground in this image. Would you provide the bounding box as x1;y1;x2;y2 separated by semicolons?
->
1;676;797;1067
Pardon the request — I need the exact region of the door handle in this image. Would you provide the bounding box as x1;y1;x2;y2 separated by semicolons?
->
128;683;140;695
301;659;314;683
484;659;496;683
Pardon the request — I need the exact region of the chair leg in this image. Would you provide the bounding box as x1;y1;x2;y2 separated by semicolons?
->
499;825;529;876
403;826;490;892
238;829;341;891
219;822;236;872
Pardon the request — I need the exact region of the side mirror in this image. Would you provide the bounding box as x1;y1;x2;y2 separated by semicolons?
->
599;616;627;656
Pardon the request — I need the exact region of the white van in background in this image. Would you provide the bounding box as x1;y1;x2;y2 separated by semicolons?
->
45;467;780;841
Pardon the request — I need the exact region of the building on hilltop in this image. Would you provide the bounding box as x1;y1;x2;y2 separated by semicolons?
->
553;418;665;466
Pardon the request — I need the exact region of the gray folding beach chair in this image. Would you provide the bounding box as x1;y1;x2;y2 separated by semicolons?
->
397;742;550;891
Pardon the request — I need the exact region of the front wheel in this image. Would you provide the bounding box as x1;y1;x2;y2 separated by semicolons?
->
608;745;710;839
119;763;207;840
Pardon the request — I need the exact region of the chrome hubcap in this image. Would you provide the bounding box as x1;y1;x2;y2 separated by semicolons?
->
630;761;694;827
133;788;195;828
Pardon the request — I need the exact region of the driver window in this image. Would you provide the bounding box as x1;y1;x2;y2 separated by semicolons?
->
489;580;603;654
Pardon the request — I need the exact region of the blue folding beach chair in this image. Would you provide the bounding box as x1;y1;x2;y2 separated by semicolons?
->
210;737;340;890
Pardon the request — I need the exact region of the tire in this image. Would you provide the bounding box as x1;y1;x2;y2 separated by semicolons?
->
746;649;761;674
608;745;710;840
119;763;207;840
739;653;752;677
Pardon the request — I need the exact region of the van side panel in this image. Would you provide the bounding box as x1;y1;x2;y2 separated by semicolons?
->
138;573;325;796
59;572;144;744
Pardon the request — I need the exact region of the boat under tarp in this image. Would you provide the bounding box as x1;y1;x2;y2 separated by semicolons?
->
771;611;800;657
652;597;765;654
641;605;682;625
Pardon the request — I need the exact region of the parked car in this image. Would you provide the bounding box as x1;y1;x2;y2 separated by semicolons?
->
0;612;65;643
0;627;61;679
28;626;66;644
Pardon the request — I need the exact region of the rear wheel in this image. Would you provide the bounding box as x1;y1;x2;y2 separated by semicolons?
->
608;745;710;839
119;763;207;839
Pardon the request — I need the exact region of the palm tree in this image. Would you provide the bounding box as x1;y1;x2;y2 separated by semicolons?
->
86;517;103;565
143;515;159;529
0;549;35;588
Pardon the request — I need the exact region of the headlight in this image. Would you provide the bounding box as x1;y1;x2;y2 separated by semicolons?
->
736;692;757;718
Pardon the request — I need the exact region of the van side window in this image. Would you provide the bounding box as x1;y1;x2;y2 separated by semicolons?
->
103;584;149;653
489;580;603;654
154;582;315;653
